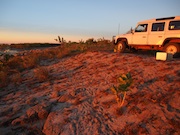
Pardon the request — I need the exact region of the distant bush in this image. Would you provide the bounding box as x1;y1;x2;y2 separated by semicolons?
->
0;40;114;87
86;38;96;44
7;57;24;71
0;44;9;50
34;66;50;82
5;41;113;70
10;43;59;50
22;54;40;69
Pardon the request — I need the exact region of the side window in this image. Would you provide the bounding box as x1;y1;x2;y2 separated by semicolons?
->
135;24;148;32
169;21;180;30
152;22;165;31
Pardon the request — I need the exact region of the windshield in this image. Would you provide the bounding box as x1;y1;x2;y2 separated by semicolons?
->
126;28;133;34
135;24;148;32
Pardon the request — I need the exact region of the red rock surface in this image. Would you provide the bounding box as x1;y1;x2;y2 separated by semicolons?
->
0;51;180;135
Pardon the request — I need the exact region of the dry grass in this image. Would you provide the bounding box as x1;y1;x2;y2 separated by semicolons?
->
0;42;113;87
22;54;40;69
7;56;24;71
34;67;50;82
11;72;22;85
0;71;8;88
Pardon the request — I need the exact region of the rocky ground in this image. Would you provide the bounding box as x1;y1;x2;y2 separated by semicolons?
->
0;51;180;135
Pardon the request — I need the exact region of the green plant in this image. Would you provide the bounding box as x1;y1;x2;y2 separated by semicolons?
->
111;72;133;108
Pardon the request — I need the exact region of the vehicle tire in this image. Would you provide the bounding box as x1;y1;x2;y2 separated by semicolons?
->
164;43;180;56
115;41;126;53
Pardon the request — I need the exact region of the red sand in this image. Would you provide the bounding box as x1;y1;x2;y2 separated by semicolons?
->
0;51;180;135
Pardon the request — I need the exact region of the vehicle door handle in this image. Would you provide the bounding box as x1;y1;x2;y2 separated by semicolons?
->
158;36;162;38
142;36;146;38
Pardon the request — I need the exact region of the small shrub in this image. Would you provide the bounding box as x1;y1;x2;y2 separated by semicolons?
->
57;47;71;59
0;71;8;87
11;72;22;85
78;44;87;52
22;54;40;69
40;49;59;60
111;72;133;108
34;67;50;82
7;56;24;71
4;54;13;62
86;38;95;44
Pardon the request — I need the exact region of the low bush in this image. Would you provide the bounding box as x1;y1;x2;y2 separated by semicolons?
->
7;56;24;71
0;71;8;88
1;41;114;87
34;67;50;82
22;54;40;69
11;72;22;85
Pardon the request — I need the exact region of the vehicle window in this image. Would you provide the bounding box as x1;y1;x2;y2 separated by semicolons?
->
135;24;148;32
152;22;165;31
169;21;180;30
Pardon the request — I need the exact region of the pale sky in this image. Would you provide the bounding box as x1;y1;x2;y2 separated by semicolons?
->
0;0;180;43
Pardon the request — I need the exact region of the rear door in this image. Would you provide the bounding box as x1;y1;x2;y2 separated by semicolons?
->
165;20;180;39
148;22;165;45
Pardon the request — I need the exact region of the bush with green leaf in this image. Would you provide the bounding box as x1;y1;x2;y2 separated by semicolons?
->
111;72;133;108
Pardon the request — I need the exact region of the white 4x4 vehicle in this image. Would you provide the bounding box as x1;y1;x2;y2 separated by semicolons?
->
113;16;180;56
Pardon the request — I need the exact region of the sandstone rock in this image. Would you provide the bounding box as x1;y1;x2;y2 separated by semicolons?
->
26;97;38;106
58;94;72;103
38;109;49;119
26;107;37;118
26;102;52;120
11;115;27;126
168;93;180;109
42;111;66;135
51;91;59;98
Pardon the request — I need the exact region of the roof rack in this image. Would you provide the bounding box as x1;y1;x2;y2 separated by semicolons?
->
156;16;175;21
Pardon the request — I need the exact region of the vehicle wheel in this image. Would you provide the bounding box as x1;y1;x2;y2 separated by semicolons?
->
115;41;126;53
164;43;180;56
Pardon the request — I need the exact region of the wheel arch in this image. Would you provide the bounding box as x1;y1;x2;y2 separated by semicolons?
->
162;38;180;46
117;38;128;45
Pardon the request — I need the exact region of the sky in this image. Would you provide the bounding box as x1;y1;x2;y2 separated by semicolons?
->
0;0;180;44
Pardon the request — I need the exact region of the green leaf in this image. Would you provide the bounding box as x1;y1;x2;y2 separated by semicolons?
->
111;85;118;95
118;84;128;91
126;72;132;79
118;77;126;84
120;74;128;80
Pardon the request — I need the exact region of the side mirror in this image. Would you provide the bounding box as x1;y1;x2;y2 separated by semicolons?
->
131;27;134;34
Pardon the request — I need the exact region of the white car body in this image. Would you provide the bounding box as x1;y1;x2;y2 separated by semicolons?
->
113;16;180;55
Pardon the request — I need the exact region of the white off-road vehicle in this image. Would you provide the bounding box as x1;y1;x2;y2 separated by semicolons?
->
113;16;180;55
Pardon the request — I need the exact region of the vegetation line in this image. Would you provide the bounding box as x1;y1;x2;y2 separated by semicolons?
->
0;40;113;88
